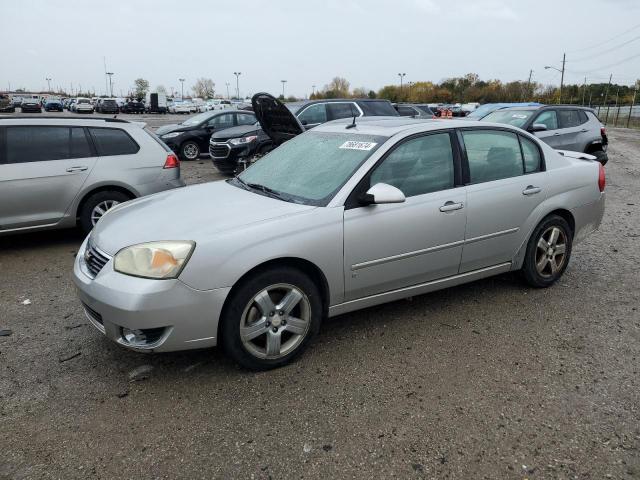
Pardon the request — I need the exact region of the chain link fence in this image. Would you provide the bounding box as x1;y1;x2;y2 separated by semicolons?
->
593;104;640;129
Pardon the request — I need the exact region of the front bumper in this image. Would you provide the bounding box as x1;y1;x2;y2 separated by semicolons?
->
209;142;254;172
72;236;230;352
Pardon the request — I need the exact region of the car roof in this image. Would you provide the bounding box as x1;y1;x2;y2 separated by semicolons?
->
287;98;390;108
495;105;595;112
311;117;496;137
0;116;133;125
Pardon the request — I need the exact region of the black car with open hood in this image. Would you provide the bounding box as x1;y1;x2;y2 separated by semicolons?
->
251;93;305;146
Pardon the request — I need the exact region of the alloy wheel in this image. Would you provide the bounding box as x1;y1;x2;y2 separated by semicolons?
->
182;143;199;160
535;226;567;278
90;200;120;226
240;283;311;360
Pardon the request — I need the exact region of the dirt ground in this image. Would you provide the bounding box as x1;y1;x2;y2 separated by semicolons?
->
0;127;638;479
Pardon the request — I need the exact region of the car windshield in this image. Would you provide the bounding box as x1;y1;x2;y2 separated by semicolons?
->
182;112;214;126
235;131;387;206
481;109;535;127
286;104;302;114
466;104;500;119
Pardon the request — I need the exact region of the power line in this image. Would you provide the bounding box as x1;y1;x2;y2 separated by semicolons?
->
571;35;640;62
566;22;640;53
568;53;640;74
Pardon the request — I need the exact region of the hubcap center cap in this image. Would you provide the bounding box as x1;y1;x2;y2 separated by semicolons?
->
271;316;283;327
547;248;554;256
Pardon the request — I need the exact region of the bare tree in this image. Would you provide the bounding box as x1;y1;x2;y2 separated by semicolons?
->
192;78;215;99
134;78;150;99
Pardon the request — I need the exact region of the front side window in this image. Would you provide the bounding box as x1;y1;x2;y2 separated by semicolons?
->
237;132;386;206
480;109;535;128
370;133;454;197
209;114;235;128
89;128;139;156
462;130;524;183
533;110;558;130
297;104;327;125
237;113;256;125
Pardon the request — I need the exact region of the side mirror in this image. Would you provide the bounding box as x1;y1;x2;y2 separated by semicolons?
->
529;123;548;132
359;183;406;206
301;119;308;126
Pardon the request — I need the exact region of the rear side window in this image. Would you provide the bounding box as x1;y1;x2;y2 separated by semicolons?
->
558;110;582;128
4;126;92;163
327;103;359;120
577;110;589;124
520;136;542;173
370;133;454;197
396;106;417;117
89;128;139;156
358;101;398;116
462;130;524;183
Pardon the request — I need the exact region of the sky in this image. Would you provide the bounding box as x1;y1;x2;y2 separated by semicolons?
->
2;0;639;98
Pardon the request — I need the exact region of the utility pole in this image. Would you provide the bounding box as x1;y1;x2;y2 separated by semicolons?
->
398;73;406;96
581;77;587;105
281;80;287;98
106;72;114;97
179;78;185;99
525;69;533;101
559;52;565;103
233;72;241;100
603;74;613;107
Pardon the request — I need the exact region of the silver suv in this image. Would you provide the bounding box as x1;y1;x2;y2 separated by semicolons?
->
0;117;185;235
480;105;608;165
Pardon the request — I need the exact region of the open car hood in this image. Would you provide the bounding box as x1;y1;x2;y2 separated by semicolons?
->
251;93;304;146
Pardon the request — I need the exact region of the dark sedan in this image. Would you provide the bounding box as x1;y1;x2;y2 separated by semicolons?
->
44;98;64;112
157;110;257;160
120;101;145;114
20;99;42;113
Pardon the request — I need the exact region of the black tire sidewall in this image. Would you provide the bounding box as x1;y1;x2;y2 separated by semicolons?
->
180;141;200;160
79;191;130;234
522;215;573;288
220;267;322;370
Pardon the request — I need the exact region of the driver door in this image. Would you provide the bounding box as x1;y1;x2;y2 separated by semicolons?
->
343;132;467;301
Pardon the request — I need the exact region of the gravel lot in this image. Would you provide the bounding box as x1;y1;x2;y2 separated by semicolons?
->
0;123;639;479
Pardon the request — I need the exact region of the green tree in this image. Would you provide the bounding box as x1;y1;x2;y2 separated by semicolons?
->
134;78;150;99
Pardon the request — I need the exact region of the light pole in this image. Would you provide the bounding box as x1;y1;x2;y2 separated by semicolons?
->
225;82;230;99
106;72;114;97
179;78;185;99
312;85;316;97
544;53;565;104
233;72;241;99
398;73;406;96
45;77;52;92
281;80;287;98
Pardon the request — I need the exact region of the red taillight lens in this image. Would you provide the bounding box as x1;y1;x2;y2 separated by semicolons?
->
598;163;606;192
600;126;607;137
163;154;179;169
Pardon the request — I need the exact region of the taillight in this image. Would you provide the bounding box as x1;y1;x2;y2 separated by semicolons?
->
600;126;607;138
598;163;606;192
163;153;180;169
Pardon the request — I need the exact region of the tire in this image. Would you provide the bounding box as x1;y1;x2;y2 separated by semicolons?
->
79;190;131;234
180;141;200;160
521;214;573;288
220;267;323;370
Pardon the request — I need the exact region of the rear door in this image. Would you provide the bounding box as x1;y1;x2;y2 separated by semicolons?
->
459;128;547;272
555;109;584;150
0;125;97;230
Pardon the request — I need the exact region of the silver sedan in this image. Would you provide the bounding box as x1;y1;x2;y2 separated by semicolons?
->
73;116;605;370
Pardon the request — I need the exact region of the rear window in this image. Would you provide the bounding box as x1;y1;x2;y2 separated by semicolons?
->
89;128;139;156
358;101;398;116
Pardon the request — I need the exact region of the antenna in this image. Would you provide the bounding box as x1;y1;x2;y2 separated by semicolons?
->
345;115;357;129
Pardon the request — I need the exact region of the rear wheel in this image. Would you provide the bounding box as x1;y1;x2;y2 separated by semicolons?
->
220;267;322;370
79;190;131;234
180;141;200;160
521;215;573;288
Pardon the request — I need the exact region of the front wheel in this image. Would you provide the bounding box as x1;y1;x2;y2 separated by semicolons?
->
180;141;200;160
220;267;323;370
79;190;130;234
521;215;573;288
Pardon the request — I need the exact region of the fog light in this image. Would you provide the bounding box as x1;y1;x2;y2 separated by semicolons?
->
122;328;147;346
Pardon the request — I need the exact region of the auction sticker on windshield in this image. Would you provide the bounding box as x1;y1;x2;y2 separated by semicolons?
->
339;141;378;151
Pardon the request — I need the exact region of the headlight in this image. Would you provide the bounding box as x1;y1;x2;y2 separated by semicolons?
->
114;241;195;279
229;135;257;146
161;132;181;139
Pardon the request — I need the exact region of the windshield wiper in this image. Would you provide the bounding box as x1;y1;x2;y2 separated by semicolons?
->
246;182;288;201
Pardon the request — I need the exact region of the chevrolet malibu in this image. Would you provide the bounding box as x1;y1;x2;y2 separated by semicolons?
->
73;101;605;370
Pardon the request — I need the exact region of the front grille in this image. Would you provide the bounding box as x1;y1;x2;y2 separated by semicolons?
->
84;243;110;278
209;143;231;158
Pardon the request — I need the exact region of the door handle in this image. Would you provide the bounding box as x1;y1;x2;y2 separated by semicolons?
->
522;185;542;196
66;166;88;173
553;132;561;136
439;201;464;212
580;128;588;132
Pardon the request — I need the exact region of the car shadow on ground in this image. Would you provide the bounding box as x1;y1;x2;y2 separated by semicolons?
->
0;227;85;251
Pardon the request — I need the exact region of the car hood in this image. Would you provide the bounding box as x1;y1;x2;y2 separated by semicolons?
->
211;124;261;142
90;180;315;255
251;92;303;146
156;123;192;135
